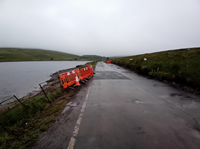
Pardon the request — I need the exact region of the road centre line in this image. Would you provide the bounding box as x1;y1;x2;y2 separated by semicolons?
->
67;86;91;149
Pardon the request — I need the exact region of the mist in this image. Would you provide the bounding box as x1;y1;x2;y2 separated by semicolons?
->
0;0;200;56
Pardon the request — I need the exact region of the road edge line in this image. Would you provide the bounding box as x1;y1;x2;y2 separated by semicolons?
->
67;86;91;149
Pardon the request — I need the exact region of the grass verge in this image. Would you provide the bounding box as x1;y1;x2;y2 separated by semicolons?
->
0;89;66;149
76;61;97;69
111;48;200;89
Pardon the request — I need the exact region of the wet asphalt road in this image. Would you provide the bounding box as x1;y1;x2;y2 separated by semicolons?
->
33;62;200;149
73;62;200;149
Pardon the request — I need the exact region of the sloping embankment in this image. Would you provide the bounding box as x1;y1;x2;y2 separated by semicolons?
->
112;48;200;91
0;61;97;149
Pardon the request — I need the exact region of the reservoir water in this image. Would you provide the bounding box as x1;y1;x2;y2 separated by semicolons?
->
0;61;89;102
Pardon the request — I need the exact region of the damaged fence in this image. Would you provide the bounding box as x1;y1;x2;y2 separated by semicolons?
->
0;64;94;134
0;84;58;134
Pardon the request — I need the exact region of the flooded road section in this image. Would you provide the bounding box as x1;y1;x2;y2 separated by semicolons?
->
33;62;200;149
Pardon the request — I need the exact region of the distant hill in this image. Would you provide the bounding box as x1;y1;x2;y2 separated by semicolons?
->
0;48;80;62
109;56;125;59
80;55;106;61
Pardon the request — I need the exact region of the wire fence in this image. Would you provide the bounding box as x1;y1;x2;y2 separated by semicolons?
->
0;62;96;134
0;77;62;134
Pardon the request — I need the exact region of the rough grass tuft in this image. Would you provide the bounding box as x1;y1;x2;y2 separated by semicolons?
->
112;47;200;88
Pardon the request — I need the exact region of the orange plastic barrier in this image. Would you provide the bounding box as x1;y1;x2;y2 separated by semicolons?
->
80;67;90;79
65;72;76;87
59;65;94;89
106;61;112;63
87;64;94;77
74;69;83;81
59;74;68;89
59;70;77;88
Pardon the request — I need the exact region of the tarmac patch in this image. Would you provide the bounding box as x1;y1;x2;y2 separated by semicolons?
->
93;71;130;80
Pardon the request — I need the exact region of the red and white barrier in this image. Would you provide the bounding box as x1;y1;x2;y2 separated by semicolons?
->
59;65;94;89
106;61;112;63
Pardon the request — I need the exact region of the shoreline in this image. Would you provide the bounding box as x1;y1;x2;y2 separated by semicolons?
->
0;63;86;111
0;60;96;110
0;67;75;113
22;67;77;100
0;62;96;149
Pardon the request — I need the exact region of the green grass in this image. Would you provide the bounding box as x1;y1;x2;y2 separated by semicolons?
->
0;89;64;149
0;90;61;132
81;55;106;61
111;47;200;88
39;125;46;132
76;61;97;69
42;117;56;125
0;48;80;62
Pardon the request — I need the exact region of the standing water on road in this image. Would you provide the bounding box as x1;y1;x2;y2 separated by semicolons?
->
0;61;89;102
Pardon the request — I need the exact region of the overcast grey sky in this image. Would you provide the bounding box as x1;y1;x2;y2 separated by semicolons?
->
0;0;200;56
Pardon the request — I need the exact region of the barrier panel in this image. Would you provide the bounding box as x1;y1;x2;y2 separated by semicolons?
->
62;71;76;87
87;64;94;77
80;67;90;80
59;65;94;89
66;72;76;87
106;61;112;63
59;74;68;89
74;69;83;81
59;69;82;88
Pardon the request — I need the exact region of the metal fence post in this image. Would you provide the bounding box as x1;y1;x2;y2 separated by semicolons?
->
58;75;64;92
39;84;51;104
13;95;26;108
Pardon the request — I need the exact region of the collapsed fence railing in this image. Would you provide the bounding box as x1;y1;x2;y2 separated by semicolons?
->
0;64;94;134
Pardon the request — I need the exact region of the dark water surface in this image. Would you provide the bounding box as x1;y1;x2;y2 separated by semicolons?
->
0;61;89;102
